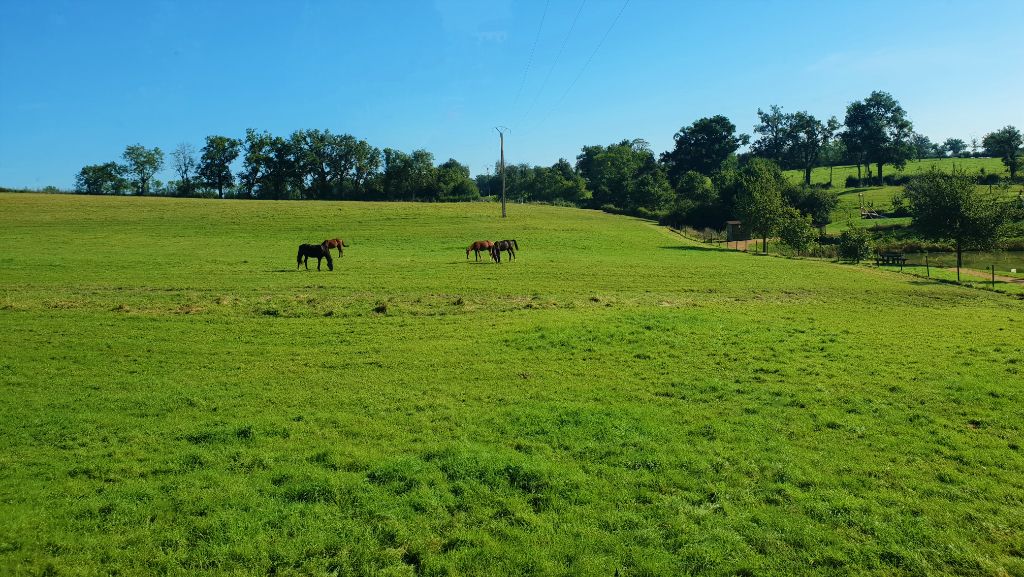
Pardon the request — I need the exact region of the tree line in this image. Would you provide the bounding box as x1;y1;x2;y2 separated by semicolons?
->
74;91;1023;236
76;129;480;201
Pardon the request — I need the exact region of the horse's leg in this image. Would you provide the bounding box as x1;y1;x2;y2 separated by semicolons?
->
304;256;309;270
317;256;322;271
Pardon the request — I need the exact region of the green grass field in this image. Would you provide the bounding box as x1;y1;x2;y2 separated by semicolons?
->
784;157;1010;189
2;193;1023;576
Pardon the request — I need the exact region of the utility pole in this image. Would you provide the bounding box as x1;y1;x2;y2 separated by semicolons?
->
495;126;509;218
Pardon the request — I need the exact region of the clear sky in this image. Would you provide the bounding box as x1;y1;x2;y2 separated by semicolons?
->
2;0;1022;190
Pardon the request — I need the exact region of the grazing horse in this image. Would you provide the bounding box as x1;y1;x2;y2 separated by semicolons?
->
297;243;334;271
490;239;518;263
466;240;494;261
322;238;348;257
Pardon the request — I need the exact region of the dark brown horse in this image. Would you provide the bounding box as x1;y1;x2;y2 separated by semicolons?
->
322;238;349;257
466;240;494;261
297;243;333;271
490;239;518;263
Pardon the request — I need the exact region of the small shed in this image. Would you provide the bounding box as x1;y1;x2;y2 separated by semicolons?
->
725;220;743;242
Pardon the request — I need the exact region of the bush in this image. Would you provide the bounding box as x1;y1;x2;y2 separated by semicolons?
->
977;171;1001;186
837;227;873;262
890;193;910;217
845;175;861;188
778;208;819;254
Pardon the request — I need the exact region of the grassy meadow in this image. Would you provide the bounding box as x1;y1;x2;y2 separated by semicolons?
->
783;157;1010;189
1;193;1023;576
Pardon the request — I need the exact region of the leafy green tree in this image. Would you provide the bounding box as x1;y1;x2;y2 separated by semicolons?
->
435;158;479;201
527;160;589;205
942;138;967;158
408;150;438;200
837;227;872;263
578;139;672;212
904;167;1008;281
789;113;839;186
664;170;722;228
289;129;337;199
676;171;716;206
121;144;164;195
778;207;818;254
751;105;791;166
381;148;413;200
171;143;197;196
197;136;241;198
982;126;1023;180
661;115;749;181
75;162;128;195
844;91;914;183
911;134;933;160
733;158;786;254
239;129;296;199
349;139;382;198
819;139;846;187
784;185;838;228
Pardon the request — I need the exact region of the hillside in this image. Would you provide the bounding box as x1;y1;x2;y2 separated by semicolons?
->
1;193;1022;576
783;157;1009;189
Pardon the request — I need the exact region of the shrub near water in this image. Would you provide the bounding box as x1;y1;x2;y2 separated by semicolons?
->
1;193;1023;576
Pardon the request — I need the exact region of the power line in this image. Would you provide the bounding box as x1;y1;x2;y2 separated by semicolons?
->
537;0;630;127
517;0;587;128
511;0;550;110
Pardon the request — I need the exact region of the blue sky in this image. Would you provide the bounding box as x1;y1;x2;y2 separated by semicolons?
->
2;0;1022;189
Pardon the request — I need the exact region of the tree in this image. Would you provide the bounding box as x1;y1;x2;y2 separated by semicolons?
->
578;139;672;213
942;138;967;158
75;162;128;195
121;144;164;195
171;143;197;196
844;91;914;183
663;170;724;228
661;115;749;182
819;139;846;187
789;113;839;186
837;227;872;263
778;207;818;254
784;185;838;229
239;129;297;200
435;158;479;201
197;136;241;198
904;167;1008;281
751;105;791;166
982;126;1023;180
911;134;934;160
733;158;786;254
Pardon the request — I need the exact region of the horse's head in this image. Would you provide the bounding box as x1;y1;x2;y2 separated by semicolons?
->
326;256;334;271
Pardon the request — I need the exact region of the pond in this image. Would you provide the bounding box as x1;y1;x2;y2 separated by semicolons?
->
903;251;1024;275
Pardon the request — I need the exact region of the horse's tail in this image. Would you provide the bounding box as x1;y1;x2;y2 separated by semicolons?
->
342;240;349;247
297;245;303;268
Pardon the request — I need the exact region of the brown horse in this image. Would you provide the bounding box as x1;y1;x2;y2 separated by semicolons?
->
297;243;333;271
490;239;518;263
466;240;494;261
322;238;349;257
